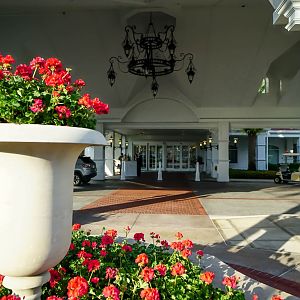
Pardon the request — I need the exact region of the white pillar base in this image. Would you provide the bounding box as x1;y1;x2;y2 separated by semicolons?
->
195;162;200;181
120;161;126;181
3;272;50;300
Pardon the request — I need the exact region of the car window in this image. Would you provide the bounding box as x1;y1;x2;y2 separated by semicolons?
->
78;156;94;164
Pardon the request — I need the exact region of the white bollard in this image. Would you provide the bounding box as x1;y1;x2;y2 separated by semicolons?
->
120;160;126;180
157;161;163;181
195;161;200;182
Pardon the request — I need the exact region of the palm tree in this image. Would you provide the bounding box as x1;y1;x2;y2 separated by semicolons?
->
243;128;263;170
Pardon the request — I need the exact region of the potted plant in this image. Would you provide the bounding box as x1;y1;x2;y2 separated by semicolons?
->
0;53;109;299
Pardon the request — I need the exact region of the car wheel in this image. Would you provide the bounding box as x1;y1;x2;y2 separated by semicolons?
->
274;177;282;184
74;173;82;186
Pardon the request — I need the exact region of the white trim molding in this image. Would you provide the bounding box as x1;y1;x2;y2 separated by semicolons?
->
273;0;300;31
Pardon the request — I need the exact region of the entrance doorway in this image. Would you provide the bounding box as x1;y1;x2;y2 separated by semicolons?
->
133;143;196;171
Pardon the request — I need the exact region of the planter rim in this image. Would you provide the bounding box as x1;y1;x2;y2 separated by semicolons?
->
0;124;107;146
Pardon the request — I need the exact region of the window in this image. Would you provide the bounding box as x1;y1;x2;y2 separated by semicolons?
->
258;77;269;94
229;145;238;163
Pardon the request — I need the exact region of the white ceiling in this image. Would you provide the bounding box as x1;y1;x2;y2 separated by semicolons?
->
0;0;268;12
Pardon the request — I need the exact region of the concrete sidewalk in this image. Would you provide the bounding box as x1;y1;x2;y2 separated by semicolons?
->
73;176;300;297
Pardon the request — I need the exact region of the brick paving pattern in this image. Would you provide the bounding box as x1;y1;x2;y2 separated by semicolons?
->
229;263;300;297
81;188;207;215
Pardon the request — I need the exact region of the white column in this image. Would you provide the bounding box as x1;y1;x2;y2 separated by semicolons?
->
93;122;105;180
210;130;218;179
297;138;300;162
217;122;230;182
257;133;267;170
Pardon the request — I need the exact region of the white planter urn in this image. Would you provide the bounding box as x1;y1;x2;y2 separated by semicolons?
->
0;124;107;299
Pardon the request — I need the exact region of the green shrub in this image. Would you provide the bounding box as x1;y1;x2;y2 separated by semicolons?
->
229;169;276;179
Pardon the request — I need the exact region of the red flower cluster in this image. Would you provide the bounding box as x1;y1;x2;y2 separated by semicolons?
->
200;271;215;284
0;53;109;128
133;232;145;242
222;275;239;289
46;296;63;300
78;93;109;115
171;262;186;276
0;274;4;286
135;253;149;266
272;296;284;300
67;276;89;299
49;269;61;288
102;284;120;300
105;267;118;280
0;296;21;300
175;232;183;240
72;223;81;231
0;54;15;66
104;229;118;239
121;244;132;252
55;105;71;119
84;259;100;273
154;264;167;276
140;288;160;300
141;267;155;282
30;99;44;113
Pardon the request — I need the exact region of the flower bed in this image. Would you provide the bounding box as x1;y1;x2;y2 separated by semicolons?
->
0;226;284;300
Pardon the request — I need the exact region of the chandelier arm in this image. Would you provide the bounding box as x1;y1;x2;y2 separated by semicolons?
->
158;25;175;44
125;25;144;54
172;53;194;71
109;56;130;74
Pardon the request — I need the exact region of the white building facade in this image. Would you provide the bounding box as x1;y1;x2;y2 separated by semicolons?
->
1;0;300;181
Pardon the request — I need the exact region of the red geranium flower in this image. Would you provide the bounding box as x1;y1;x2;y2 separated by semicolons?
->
170;241;185;251
141;267;155;282
272;296;284;300
135;253;149;266
45;57;62;72
102;284;120;300
91;277;100;284
104;229;118;239
0;54;15;65
171;262;186;276
74;79;86;87
175;232;183;240
181;248;192;258
15;64;33;80
0;274;4;286
200;271;215;284
105;267;118;279
222;275;239;289
30;99;44;113
196;249;204;257
121;244;132;252
49;269;61;288
182;239;193;249
46;296;63;300
30;57;45;70
72;223;81;231
101;234;114;246
86;259;100;272
133;232;145;242
0;296;21;300
154;264;167;276
67;276;89;299
140;288;160;300
55;105;71;119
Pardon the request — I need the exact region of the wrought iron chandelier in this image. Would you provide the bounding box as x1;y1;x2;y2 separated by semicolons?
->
107;13;196;97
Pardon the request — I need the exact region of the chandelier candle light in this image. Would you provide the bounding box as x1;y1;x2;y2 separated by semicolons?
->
107;13;196;97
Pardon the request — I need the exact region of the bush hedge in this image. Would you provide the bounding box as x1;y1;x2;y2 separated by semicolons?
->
229;169;276;179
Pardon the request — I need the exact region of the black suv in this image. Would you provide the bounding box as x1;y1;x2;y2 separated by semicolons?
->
74;156;97;186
